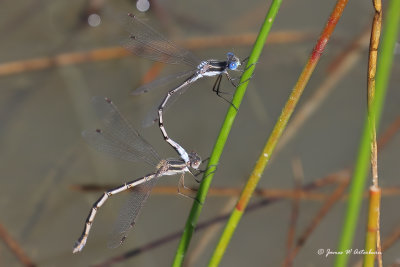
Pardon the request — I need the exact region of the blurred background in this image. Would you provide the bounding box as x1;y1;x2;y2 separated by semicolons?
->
0;0;399;266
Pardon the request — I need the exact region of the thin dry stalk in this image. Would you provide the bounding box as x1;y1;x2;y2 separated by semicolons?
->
0;223;36;267
364;0;383;264
285;178;350;263
71;182;400;201
0;31;312;77
283;158;304;267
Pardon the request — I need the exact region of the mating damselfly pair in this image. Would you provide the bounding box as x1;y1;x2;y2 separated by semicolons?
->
73;13;247;253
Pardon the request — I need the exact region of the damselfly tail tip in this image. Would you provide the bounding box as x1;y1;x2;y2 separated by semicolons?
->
72;242;83;254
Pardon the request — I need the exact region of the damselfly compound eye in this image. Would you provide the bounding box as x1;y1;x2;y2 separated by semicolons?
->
191;160;201;169
229;62;238;70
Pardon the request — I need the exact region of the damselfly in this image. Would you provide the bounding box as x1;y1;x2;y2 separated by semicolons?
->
72;96;201;253
124;13;245;166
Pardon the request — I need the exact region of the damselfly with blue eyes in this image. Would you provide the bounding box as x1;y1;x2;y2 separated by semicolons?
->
124;13;245;165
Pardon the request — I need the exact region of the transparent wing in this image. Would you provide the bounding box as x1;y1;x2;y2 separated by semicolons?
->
142;83;192;128
131;69;196;95
122;14;200;67
107;173;160;248
83;96;160;167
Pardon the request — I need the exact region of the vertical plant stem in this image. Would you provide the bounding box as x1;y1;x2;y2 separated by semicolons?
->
364;187;382;267
171;1;283;265
367;0;382;189
363;0;382;265
208;1;348;266
334;0;400;266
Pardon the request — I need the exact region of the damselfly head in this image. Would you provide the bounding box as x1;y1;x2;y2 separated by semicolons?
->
188;152;201;170
226;52;240;70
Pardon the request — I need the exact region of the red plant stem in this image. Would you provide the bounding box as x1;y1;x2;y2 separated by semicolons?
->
235;0;348;213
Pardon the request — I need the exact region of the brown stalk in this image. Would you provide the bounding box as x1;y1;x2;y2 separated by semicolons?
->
364;0;382;264
283;158;304;267
0;223;36;267
0;31;312;77
284;178;350;263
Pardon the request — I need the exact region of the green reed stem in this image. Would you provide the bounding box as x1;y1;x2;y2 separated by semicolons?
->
208;0;349;265
171;1;283;266
334;1;400;266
